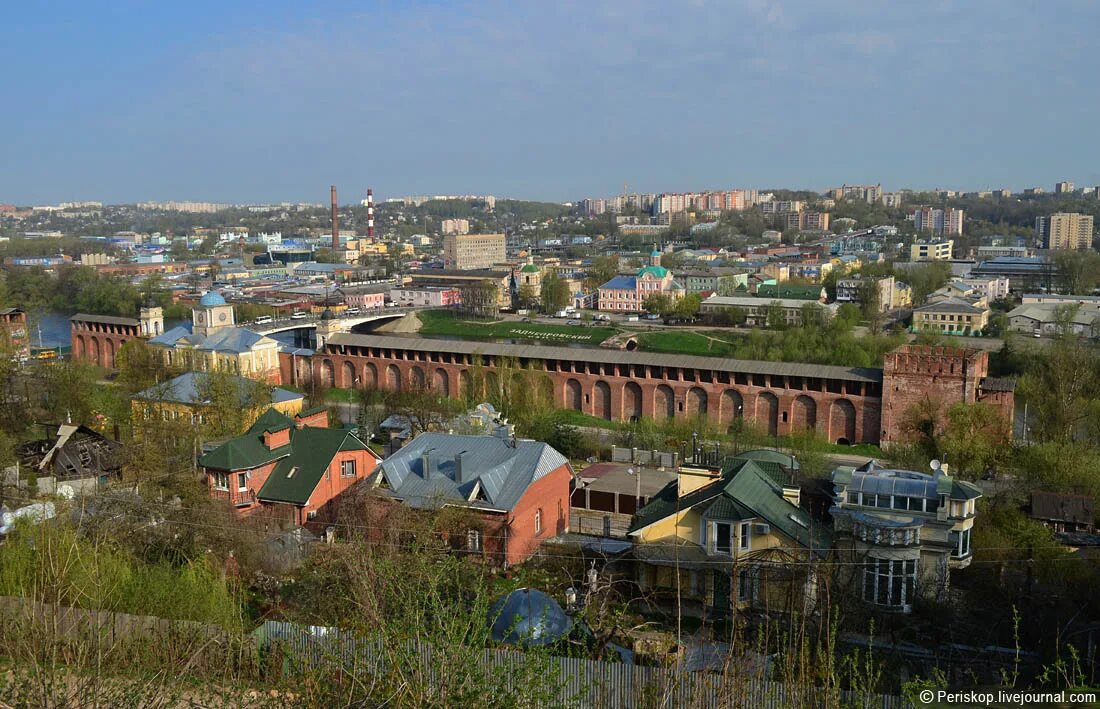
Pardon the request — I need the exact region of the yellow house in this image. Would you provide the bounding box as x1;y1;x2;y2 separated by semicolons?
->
911;297;990;335
629;450;831;616
131;372;304;430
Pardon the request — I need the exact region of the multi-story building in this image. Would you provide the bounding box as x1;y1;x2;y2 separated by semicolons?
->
911;297;989;335
369;432;573;566
1007;302;1100;337
835;276;907;312
913;207;964;236
440;218;470;235
761;200;804;214
830;184;883;203
389;285;462;308
910;239;954;261
784;211;830;232
700;295;837;327
829;460;981;612
629;449;828;616
199;407;381;526
597;249;685;312
1035;213;1095;250
1055;181;1075;194
147;293;282;382
442;233;506;270
132;372;304;429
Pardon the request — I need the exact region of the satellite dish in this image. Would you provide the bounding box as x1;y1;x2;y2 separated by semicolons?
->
930;459;942;472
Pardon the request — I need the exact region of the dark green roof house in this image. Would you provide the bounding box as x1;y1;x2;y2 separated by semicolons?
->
199;409;381;527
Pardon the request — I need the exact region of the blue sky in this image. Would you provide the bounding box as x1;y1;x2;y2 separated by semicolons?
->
4;0;1099;204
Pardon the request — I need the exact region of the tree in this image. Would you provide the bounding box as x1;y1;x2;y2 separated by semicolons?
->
642;293;674;316
1052;250;1100;295
517;284;539;310
1017;335;1100;443
799;302;826;329
458;281;500;318
765;301;788;330
857;279;884;333
584;256;620;291
674;292;702;318
904;262;952;305
194;369;272;440
936;402;1012;478
539;272;571;313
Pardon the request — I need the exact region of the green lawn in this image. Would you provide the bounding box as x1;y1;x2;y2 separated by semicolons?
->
636;330;738;357
417;310;619;346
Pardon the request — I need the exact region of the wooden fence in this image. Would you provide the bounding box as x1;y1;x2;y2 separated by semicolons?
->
259;620;908;709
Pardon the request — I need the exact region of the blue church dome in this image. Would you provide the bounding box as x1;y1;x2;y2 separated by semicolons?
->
199;291;226;307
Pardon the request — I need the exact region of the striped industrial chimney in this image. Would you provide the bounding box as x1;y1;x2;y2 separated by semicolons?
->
330;185;339;250
366;187;375;240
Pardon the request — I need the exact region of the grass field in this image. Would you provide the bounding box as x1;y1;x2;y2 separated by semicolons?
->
417;310;619;346
635;330;741;357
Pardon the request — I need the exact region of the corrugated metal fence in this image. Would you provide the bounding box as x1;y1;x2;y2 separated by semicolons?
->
260;621;907;709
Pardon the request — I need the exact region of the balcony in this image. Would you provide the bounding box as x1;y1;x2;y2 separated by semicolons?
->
847;511;922;548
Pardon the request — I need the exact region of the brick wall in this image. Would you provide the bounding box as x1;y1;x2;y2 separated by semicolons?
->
504;462;573;567
880;345;989;444
71;321;142;369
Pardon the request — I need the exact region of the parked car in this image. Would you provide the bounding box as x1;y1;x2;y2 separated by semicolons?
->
290;311;308;320
345;307;361;315
642;313;661;320
254;315;274;325
522;317;533;323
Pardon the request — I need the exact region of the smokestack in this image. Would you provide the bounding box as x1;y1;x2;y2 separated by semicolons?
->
367;187;375;240
330;185;339;250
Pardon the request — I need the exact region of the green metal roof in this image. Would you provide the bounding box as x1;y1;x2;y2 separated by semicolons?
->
257;426;372;505
630;455;832;555
755;284;824;300
637;265;669;278
247;408;294;435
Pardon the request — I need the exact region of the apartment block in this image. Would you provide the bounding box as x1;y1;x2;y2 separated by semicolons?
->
910;240;954;261
442;233;507;270
1035;213;1095;250
913;207;964;236
441;218;470;235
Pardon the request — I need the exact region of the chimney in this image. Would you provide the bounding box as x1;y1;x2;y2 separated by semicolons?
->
366;187;375;240
454;452;464;484
330;185;339;250
421;449;432;479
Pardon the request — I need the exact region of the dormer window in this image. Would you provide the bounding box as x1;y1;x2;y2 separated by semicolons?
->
286;466;298;479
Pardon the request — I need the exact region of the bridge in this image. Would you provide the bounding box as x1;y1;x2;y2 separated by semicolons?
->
249;307;421;349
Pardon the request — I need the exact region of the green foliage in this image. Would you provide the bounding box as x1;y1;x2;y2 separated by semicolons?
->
642;292;674;316
0;521;241;629
639;319;907;368
1017;335;1100;443
539;271;571;312
417;309;617;346
1052;250;1100;295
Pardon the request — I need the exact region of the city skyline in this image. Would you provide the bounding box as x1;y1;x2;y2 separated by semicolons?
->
4;1;1100;204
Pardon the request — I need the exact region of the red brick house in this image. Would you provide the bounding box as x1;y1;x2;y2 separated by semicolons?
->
369;433;574;567
199;407;380;526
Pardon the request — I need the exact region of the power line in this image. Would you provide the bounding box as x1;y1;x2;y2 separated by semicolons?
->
0;493;1084;568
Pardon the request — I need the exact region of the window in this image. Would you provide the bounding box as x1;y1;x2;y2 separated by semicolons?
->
713;522;732;554
467;529;483;553
950;528;972;558
306;510;317;521
341;459;357;477
237;473;248;492
847;491;860;505
862;558;917;609
535;508;542;536
738;523;752;552
213;472;229;490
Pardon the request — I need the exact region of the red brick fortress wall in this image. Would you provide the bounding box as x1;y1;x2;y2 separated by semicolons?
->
880;345;1010;444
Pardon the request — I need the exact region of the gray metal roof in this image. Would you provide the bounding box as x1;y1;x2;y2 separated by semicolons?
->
325;333;883;383
71;313;141;327
843;470;939;500
378;432;571;512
